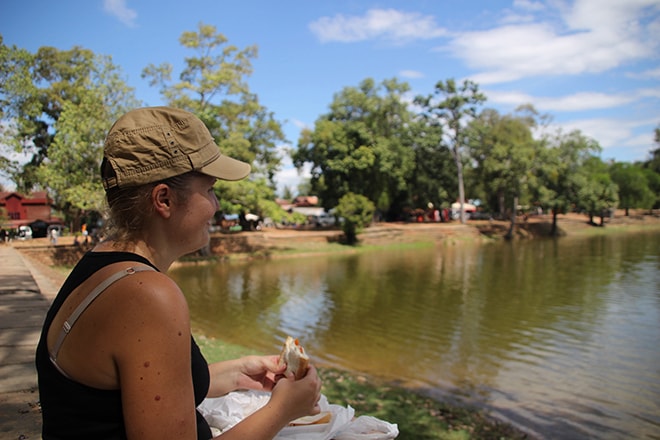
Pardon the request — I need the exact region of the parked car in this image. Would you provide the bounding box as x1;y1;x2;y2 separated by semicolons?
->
316;213;336;227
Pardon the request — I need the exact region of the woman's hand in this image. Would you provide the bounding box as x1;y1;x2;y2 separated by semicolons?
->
270;364;323;421
207;355;286;397
235;355;286;392
215;364;323;439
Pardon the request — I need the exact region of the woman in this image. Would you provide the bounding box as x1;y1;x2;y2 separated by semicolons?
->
35;106;322;439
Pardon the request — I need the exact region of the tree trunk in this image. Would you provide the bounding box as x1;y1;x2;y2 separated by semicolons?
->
505;196;518;240
453;145;467;225
550;206;559;236
498;193;506;220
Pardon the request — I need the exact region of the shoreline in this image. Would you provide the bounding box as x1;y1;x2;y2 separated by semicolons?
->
4;212;659;439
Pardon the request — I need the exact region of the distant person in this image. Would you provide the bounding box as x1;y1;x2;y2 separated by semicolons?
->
49;227;58;245
36;107;321;440
81;223;89;244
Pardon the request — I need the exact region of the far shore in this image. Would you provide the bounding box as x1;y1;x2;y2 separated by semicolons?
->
12;210;660;274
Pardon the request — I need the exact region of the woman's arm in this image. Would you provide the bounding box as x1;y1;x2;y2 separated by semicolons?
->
112;272;201;439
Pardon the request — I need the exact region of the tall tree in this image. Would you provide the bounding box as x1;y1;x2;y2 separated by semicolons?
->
578;156;619;226
293;78;417;218
609;162;655;215
646;124;660;174
36;64;139;229
467;107;540;237
1;39;139;227
1;40;126;192
142;23;285;213
407;117;455;218
415;79;486;224
536;129;602;235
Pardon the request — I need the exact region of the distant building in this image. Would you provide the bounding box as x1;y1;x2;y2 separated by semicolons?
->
0;191;64;237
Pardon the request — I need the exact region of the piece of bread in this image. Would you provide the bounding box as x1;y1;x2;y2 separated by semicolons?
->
289;411;333;426
278;336;309;380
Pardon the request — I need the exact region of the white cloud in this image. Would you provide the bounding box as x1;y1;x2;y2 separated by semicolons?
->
290;119;309;130
485;89;636;112
103;0;137;27
448;0;660;84
309;9;447;43
549;116;657;162
627;67;660;79
486;87;660;112
399;70;425;79
513;0;546;12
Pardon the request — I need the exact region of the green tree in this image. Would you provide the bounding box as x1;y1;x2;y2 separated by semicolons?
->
467;107;540;237
1;40;124;192
37;76;139;229
335;192;375;245
642;125;660;209
415;79;486;224
142;23;285;213
1;38;139;227
578;157;619;226
645;124;660;174
294;78;417;218
536;129;602;235
609;162;655;215
642;168;660;210
407;117;455;219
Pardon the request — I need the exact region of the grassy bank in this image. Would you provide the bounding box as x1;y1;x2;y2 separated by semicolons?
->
196;335;532;440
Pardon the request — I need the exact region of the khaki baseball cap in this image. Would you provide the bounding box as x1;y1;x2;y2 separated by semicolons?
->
102;106;251;190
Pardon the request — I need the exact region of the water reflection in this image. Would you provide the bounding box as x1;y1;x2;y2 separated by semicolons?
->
171;231;660;439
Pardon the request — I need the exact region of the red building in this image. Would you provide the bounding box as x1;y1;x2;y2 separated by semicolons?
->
0;191;63;237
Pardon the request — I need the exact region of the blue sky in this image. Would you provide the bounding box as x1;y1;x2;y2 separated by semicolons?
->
1;0;659;194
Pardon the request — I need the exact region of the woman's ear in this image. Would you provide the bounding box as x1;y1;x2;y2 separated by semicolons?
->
152;184;172;218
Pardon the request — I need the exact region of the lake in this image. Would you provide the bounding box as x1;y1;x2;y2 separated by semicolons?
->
170;230;660;439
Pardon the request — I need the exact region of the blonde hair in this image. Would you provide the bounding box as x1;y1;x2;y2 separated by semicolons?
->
102;172;201;243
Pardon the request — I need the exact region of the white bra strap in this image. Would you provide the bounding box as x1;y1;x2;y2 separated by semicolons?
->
49;265;155;365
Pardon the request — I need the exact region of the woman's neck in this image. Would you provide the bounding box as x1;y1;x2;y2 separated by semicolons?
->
93;240;173;272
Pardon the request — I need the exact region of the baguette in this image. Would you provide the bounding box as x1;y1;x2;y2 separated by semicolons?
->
278;336;309;380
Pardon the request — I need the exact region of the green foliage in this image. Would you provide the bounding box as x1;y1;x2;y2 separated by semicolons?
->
294;78;418;217
527;128;603;234
467;108;540;217
641;168;660;209
142;23;285;187
577;157;619;224
3;30;658;227
609;162;656;213
1;39;139;226
1;42;120;192
414;79;487;224
37;58;139;219
335;192;375;244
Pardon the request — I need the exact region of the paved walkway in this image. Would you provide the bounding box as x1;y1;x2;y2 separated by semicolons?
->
0;244;63;439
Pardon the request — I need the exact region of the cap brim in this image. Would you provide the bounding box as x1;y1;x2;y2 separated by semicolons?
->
200;154;251;181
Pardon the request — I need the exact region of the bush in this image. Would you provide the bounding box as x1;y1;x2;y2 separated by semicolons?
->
335;193;375;244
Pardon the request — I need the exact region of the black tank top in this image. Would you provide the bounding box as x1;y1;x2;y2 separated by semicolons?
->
35;251;212;440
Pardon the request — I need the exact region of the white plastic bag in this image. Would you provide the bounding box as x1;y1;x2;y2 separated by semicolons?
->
333;416;399;440
198;390;398;439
